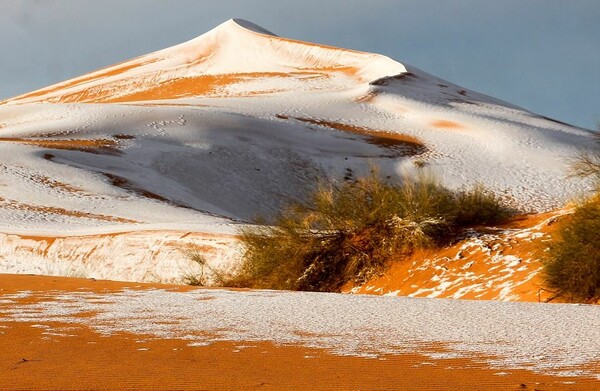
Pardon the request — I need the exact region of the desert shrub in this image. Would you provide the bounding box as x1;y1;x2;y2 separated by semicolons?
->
231;170;511;292
543;195;600;302
570;151;600;185
569;124;600;188
544;125;600;302
182;252;227;286
454;184;512;226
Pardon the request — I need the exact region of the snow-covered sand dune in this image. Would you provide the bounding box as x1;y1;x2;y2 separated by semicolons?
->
0;19;596;283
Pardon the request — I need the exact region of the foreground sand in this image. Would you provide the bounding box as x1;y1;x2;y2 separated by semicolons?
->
0;274;598;390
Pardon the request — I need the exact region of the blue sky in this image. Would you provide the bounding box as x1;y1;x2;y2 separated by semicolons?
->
0;0;598;129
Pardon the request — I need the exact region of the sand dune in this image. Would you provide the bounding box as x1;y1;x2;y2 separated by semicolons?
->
0;18;595;293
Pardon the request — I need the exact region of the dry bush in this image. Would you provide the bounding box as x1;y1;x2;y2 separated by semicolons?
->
543;195;600;303
544;125;600;302
182;252;227;287
230;170;512;292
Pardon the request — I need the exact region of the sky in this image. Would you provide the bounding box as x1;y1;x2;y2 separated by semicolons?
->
0;0;598;129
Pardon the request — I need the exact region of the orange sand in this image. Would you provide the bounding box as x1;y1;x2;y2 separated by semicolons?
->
13;69;354;104
3;28;368;105
431;119;465;129
8;58;161;103
352;211;567;302
0;196;137;224
0;274;597;390
0;137;120;155
294;117;425;154
103;73;285;103
28;173;87;195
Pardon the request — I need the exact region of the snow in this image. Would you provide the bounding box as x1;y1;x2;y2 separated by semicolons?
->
0;231;241;284
1;287;599;379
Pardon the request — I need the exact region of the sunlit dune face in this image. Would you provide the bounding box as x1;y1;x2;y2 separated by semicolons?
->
9;64;361;104
431;119;464;129
11;58;161;102
298;65;357;76
351;211;566;302
0;19;401;106
34;72;350;103
102;74;250;103
1;25;374;105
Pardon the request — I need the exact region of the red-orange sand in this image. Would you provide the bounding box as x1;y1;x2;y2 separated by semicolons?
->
431;119;465;129
352;211;569;302
1;274;597;390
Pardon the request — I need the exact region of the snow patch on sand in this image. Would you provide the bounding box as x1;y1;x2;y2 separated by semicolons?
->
1;287;598;379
